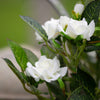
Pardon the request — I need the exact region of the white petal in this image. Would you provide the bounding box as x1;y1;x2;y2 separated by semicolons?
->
74;4;84;15
35;56;47;68
59;16;70;28
43;18;59;39
88;20;95;37
26;62;40;82
43;72;60;83
59;67;67;77
57;24;65;33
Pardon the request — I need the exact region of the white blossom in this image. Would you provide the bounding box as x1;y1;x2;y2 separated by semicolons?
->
35;18;59;41
74;3;84;15
58;16;95;40
25;56;67;82
59;16;70;29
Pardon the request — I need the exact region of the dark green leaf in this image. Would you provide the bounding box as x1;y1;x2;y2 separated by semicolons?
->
70;68;96;96
68;86;94;100
26;76;39;88
40;45;56;59
58;55;66;67
81;0;94;6
47;81;66;100
82;0;100;24
85;45;100;52
8;40;28;71
23;48;38;66
3;58;25;83
20;16;48;41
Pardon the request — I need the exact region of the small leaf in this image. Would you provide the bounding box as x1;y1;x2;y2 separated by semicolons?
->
41;45;56;59
23;48;38;66
85;45;100;52
47;81;66;100
81;0;100;24
26;76;39;88
8;40;28;71
20;16;48;41
68;86;94;100
3;58;25;83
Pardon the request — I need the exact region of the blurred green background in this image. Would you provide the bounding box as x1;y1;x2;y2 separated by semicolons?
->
0;0;80;49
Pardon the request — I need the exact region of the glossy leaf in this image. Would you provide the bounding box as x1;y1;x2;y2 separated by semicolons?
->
85;45;100;52
20;16;48;41
23;48;38;66
82;0;100;24
41;46;56;59
68;86;94;100
70;68;96;96
3;58;25;83
81;0;94;6
8;40;28;71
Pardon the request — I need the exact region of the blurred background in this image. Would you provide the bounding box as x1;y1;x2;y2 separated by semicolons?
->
0;0;80;99
0;0;79;49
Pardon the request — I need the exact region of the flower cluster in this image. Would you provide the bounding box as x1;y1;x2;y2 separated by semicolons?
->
26;3;95;83
4;1;100;100
36;16;95;41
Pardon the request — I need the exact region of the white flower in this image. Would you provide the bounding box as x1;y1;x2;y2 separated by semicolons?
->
58;17;95;40
35;18;59;41
25;56;67;82
74;3;84;15
59;16;70;29
43;18;59;39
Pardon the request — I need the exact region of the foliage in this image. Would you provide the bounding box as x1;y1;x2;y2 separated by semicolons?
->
3;0;100;100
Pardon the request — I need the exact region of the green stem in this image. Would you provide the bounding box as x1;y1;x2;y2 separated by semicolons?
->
47;84;55;100
23;84;35;95
63;41;70;59
45;41;70;68
95;27;100;31
75;40;86;67
45;41;57;54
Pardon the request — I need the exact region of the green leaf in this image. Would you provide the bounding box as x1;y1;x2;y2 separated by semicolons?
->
70;68;96;96
68;86;94;100
26;76;39;88
20;16;48;41
8;40;28;71
3;58;25;83
81;0;94;6
85;45;100;52
23;48;38;66
81;0;100;24
40;45;56;59
47;81;66;100
58;55;66;67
